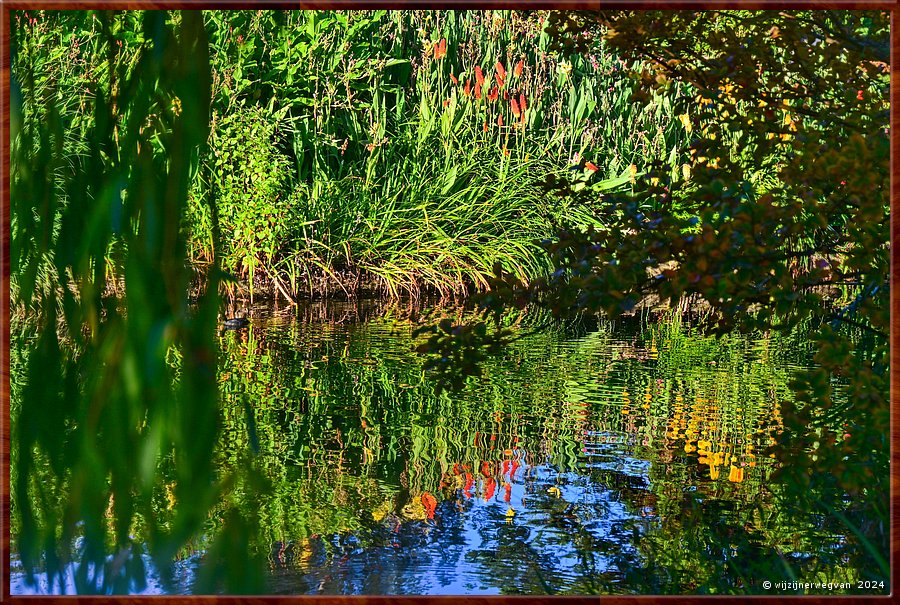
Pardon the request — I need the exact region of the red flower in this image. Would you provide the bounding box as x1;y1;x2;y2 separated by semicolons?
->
475;65;484;88
434;38;447;60
495;61;506;80
857;89;864;101
511;98;521;118
488;86;499;102
464;80;472;96
514;59;524;78
475;84;482;100
497;73;505;89
519;93;527;113
585;162;599;172
450;72;458;85
483;121;489;132
497;114;503;126
443;98;451;107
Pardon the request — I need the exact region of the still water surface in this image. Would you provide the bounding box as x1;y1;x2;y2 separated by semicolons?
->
15;300;834;594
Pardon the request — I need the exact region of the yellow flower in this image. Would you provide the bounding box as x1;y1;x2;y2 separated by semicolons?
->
682;164;691;180
547;486;562;498
679;113;692;133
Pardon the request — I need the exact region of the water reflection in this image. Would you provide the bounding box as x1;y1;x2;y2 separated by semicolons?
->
205;300;811;594
12;299;832;594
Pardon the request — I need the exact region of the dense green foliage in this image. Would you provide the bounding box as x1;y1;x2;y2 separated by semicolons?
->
14;10;691;301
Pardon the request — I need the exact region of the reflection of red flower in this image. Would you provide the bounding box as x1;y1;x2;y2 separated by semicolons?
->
421;492;437;519
510;459;520;479
464;472;475;498
484;477;497;502
503;482;512;503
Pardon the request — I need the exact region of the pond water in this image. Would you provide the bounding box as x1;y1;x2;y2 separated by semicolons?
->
14;299;848;595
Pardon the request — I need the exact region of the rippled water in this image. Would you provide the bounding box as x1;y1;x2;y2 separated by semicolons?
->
15;299;837;595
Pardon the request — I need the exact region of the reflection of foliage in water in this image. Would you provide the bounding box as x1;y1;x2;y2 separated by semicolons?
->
201;302;866;594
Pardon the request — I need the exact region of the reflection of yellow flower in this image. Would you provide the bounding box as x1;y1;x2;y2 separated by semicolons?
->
547;486;562;498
